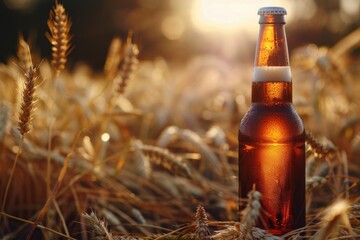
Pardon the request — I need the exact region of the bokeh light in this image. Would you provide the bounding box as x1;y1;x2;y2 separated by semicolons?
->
161;15;185;40
101;132;110;142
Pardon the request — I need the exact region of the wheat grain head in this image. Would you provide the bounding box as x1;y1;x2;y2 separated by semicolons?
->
47;1;72;77
131;139;152;179
312;200;352;240
213;224;239;240
18;65;39;137
17;34;32;70
104;37;123;80
117;37;139;94
194;205;211;240
306;131;337;159
157;126;221;179
140;143;191;177
239;188;262;238
82;211;115;240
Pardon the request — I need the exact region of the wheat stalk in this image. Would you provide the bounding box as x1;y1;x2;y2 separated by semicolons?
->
1;64;38;223
306;176;328;211
117;37;139;94
25;132;81;240
46;0;72;77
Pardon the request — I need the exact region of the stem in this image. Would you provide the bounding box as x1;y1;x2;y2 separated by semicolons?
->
1;136;24;214
47;119;55;197
0;211;76;240
52;199;70;237
93;96;115;165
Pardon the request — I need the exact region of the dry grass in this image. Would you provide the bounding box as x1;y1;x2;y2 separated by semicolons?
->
0;1;360;240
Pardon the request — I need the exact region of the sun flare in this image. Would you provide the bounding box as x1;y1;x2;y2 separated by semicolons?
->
191;0;293;34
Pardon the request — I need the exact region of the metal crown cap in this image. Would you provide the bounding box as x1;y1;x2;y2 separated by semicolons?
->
258;7;287;15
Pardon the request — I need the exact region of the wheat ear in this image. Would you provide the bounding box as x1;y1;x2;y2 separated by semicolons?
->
306;131;336;158
117;36;139;94
82;211;115;240
157;126;221;179
18;65;38;136
213;224;239;240
104;37;123;79
140;143;191;177
17;34;32;70
47;0;72;77
132;139;152;179
313;200;352;240
194;205;211;240
250;227;282;240
239;188;262;238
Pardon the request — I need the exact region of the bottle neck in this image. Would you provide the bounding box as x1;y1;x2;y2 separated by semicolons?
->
254;19;289;67
252;14;292;104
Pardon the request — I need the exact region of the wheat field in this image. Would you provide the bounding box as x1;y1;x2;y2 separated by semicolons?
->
0;1;359;239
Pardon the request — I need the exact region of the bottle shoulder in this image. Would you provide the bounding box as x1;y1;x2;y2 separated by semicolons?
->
239;103;304;141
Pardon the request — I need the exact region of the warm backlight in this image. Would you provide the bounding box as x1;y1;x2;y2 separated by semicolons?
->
191;0;293;34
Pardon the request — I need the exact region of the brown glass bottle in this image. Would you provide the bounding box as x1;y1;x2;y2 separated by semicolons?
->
238;7;305;235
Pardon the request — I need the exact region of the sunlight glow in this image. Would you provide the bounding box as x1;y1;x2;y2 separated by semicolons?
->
341;0;360;16
191;0;293;34
4;0;37;10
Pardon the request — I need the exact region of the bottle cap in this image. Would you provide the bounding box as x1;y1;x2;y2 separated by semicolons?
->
258;7;287;15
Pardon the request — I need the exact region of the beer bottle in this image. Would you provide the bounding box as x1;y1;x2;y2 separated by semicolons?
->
238;7;305;235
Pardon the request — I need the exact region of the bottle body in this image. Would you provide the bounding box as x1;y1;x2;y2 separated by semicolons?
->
239;81;305;234
238;7;306;234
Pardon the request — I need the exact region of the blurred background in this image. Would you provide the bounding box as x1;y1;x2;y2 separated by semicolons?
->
0;0;359;69
1;1;360;237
